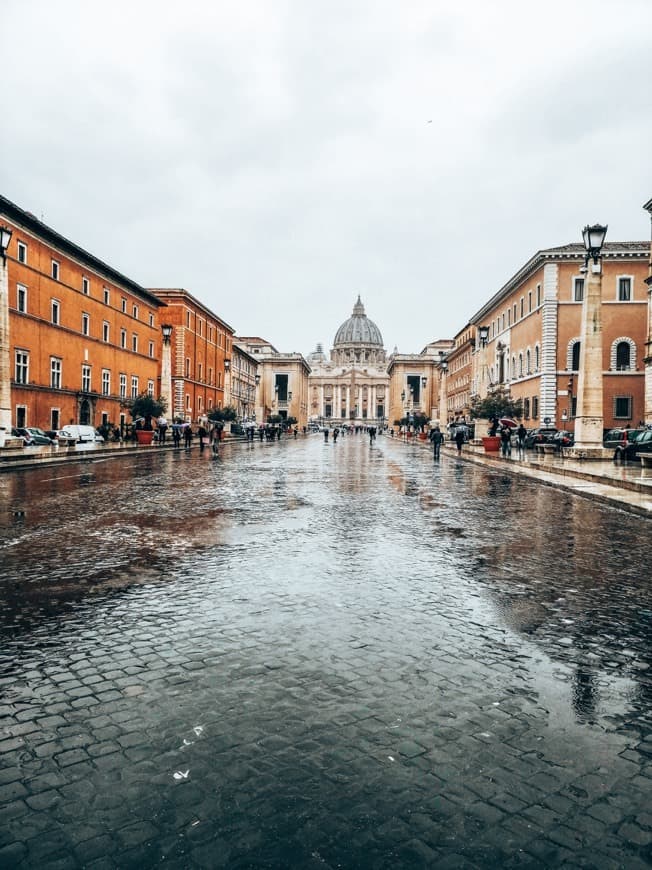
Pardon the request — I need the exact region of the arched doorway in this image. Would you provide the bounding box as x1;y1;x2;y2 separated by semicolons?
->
79;399;91;425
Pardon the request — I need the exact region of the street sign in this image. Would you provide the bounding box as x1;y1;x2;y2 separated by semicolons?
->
543;416;551;425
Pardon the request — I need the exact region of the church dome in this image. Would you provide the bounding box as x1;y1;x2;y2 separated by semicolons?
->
333;296;384;347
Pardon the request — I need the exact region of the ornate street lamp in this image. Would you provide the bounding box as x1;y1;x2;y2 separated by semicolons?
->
569;223;608;457
160;324;173;419
0;226;15;437
478;325;489;347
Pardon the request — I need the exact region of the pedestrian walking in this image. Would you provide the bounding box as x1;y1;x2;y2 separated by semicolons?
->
517;423;527;454
333;427;339;443
324;428;329;442
156;415;168;445
500;425;512;457
171;420;182;448
429;426;444;460
183;424;193;449
197;425;208;451
369;426;376;443
455;427;465;455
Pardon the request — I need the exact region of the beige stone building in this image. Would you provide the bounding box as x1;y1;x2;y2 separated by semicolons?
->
235;337;310;428
307;298;389;426
387;340;452;427
229;343;259;423
469;242;649;430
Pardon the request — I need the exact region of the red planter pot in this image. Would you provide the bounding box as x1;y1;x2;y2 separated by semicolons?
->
135;429;155;445
482;435;501;452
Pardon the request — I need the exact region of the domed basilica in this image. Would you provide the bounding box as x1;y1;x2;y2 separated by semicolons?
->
307;297;389;425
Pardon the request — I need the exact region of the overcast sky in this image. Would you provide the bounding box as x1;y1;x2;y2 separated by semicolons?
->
2;0;651;356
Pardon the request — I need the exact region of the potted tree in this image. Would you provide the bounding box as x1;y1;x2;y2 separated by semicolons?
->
122;392;167;445
208;406;237;440
470;388;523;452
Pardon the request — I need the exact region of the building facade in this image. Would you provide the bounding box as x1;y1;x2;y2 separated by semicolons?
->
236;337;310;428
230;343;259;423
386;340;451;427
307;298;389;427
470;242;650;430
1;194;164;433
149;288;234;423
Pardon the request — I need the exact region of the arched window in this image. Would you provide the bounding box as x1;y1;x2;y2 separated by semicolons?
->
511;356;516;380
616;342;631;370
518;353;523;377
572;342;581;371
535;344;540;371
526;349;531;374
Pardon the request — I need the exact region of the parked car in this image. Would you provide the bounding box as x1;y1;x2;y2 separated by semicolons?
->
612;428;652;462
60;424;101;443
523;427;558;449
46;429;78;446
551;430;574;451
604;427;644;461
13;427;54;446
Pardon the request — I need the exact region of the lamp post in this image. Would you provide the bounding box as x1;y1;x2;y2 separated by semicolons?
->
160;324;173;420
569;223;608;457
438;353;448;427
0;226;14;440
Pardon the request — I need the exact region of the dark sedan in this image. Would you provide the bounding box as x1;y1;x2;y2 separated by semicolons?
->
523;427;558;449
614;428;652;462
551;430;574;451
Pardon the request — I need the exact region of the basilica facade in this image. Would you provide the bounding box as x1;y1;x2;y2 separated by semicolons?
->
307;297;389;426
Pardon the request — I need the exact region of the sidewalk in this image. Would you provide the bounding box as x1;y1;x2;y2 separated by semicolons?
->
394;435;652;516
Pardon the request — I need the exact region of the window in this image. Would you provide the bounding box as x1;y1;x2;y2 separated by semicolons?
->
535;345;540;371
518;353;523;378
526;349;531;374
17;241;27;263
15;350;29;384
82;313;90;336
121;298;127;313
186;311;191;328
132;334;138;353
528;291;532;312
536;284;541;306
132;304;139;319
186;393;191;410
131;376;139;398
103;287;110;305
197;396;203;411
614;396;632;419
103;321;110;342
572;342;581;371
82;365;91;392
17;284;27;312
51;260;60;280
50;357;62;389
573;277;584;302
149;313;154;327
147;380;154;397
523;397;530;419
148;341;154;358
198;320;203;337
198;363;203;382
209;366;213;385
532;396;539;418
616;342;631;370
512;303;516;322
50;409;60;430
618;277;632;301
102;370;110;396
82;276;90;295
507;309;511;327
520;297;524;318
119;373;127;398
51;300;60;324
185;358;190;378
120;329;127;349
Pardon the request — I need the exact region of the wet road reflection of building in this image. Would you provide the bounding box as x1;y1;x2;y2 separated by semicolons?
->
0;436;651;868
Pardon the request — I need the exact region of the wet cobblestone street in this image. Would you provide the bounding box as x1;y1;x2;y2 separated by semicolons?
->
1;434;651;869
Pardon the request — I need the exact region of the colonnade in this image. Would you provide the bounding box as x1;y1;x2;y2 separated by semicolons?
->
315;382;384;421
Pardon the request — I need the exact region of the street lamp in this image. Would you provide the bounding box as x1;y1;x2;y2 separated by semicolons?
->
570;223;608;457
160;324;173;420
478;325;489;347
0;226;14;438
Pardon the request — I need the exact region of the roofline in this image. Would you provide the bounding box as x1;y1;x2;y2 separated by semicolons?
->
149;288;235;333
232;343;260;367
470;241;650;323
643;197;652;213
0;193;165;308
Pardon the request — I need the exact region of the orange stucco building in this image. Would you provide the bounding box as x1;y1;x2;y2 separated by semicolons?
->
470;242;649;430
148;288;234;422
1;194;164;433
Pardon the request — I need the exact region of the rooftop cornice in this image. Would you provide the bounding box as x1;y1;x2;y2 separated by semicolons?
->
149;287;235;333
471;241;650;323
1;193;164;308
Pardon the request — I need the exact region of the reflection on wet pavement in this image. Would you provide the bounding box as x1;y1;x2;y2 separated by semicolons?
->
0;435;651;868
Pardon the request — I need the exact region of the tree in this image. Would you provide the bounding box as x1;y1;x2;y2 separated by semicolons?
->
208;406;237;423
267;414;282;425
470;388;523;421
122;392;167;430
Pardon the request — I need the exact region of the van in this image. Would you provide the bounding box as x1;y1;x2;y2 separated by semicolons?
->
61;425;99;443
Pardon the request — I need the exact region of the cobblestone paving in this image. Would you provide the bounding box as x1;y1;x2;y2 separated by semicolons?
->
0;435;651;868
